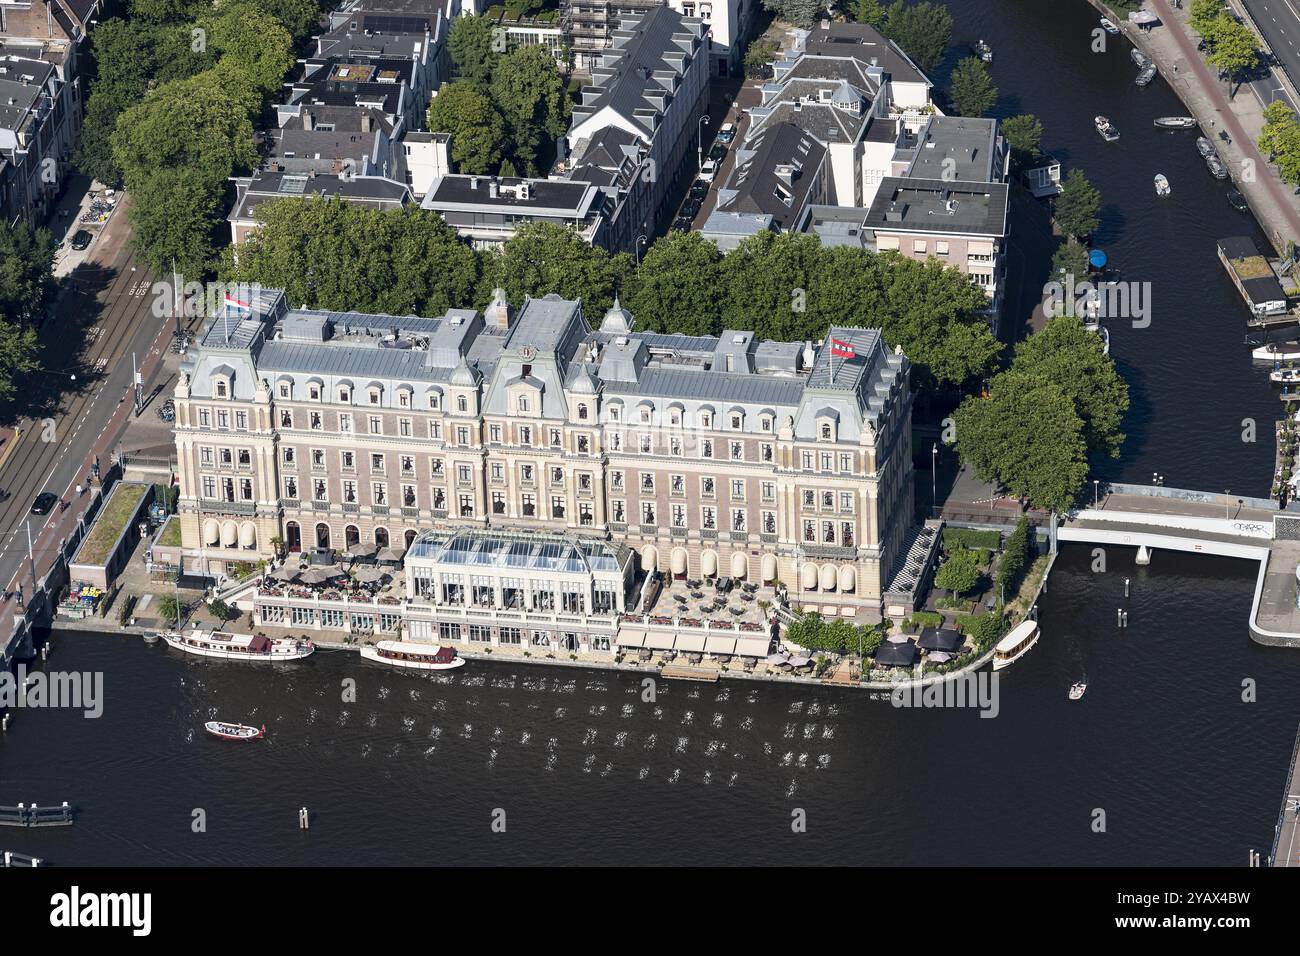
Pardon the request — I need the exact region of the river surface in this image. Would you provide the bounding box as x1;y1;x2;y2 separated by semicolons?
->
3;2;1299;866
947;0;1282;495
1;547;1297;866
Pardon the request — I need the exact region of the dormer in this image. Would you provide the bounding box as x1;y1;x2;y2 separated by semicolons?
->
816;407;840;442
211;364;235;399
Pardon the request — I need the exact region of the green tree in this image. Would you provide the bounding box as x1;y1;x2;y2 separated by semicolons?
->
158;594;187;625
744;38;779;78
491;45;569;174
209;599;234;621
1051;237;1089;281
961;612;1003;651
480;221;631;313
126;167;225;275
995;515;1030;601
1054;168;1101;239
199;2;297;98
427;81;506;174
0;316;40;406
935;548;980;596
853;0;888;27
222;199;480;315
948;56;997;117
784;612;825;650
1001;114;1042;170
449;14;499;86
1012;316;1129;459
1190;0;1223;36
762;0;822;30
0;222;54;324
884;0;952;73
1259;100;1300;184
952;371;1090;512
1207;16;1259;98
623;232;724;336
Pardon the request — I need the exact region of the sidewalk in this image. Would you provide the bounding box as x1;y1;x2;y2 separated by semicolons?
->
1121;0;1300;253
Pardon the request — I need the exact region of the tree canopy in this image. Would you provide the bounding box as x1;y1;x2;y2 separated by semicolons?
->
1001;114;1042;170
1054;168;1101;240
478;221;632;314
428;81;507;174
621;232;726;336
948;56;997;117
0;222;48;403
448;14;499;86
1206;15;1259;98
884;0;952;74
935;548;981;595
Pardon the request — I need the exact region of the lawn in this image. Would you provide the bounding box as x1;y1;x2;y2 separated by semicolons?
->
156;515;182;548
77;484;148;566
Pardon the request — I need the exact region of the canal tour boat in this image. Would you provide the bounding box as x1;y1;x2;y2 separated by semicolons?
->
361;641;466;671
992;620;1040;671
1154;174;1171;197
1094;115;1119;142
1154;116;1196;130
1069;682;1088;701
204;721;265;741
161;630;315;662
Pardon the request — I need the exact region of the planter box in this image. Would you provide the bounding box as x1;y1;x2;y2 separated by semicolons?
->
69;481;154;589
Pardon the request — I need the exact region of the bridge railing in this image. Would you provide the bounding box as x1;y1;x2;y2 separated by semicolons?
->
1103;482;1281;513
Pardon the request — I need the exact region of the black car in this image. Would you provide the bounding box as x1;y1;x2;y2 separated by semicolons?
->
31;492;58;515
709;143;728;163
671;217;693;233
679;198;701;220
69;229;93;251
689;180;710;200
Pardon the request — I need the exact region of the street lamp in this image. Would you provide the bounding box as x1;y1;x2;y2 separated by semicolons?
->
635;234;647;266
697;114;710;171
1092;479;1099;509
931;443;938;511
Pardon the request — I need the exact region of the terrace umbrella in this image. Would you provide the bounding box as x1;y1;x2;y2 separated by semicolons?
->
297;567;334;585
353;566;390;585
874;640;919;667
927;651;953;663
346;541;378;560
765;653;790;665
267;565;299;582
887;634;910;643
787;655;812;667
376;546;406;564
918;627;965;653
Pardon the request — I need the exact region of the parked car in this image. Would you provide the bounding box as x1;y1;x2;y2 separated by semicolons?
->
31;492;58;515
717;122;737;144
671;216;693;233
689;180;710;200
699;159;719;183
679;198;701;220
69;229;93;251
708;142;728;163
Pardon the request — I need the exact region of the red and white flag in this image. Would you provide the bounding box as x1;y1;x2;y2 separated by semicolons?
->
224;292;252;312
831;337;855;359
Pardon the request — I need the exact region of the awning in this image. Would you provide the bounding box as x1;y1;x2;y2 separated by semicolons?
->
819;563;837;591
1128;10;1158;25
202;519;220;546
838;565;856;593
641;544;658;573
221;520;238;548
730;551;748;579
701;549;718;577
671;547;688;575
239;521;257;549
734;636;771;657
761;553;777;582
676;633;706;653
644;631;676;650
800;562;818;590
705;635;736;655
617;629;645;648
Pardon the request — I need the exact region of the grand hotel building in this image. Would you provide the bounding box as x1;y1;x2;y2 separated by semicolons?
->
172;286;917;654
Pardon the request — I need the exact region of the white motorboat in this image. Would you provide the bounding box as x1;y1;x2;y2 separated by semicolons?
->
1154;116;1196;130
1136;64;1157;86
971;39;993;63
1131;48;1150;68
992;620;1040;671
204;721;264;740
1205;154;1229;179
1271;367;1300;385
361;640;466;671
162;629;314;661
1069;682;1087;701
1095;115;1119;142
1252;342;1300;362
1100;17;1120;35
1196;136;1215;158
1154;173;1171;197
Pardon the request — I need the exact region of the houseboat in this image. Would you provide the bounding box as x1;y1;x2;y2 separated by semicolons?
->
361;641;466;671
161;630;315;662
992;619;1040;671
1095;115;1119;142
204;721;264;740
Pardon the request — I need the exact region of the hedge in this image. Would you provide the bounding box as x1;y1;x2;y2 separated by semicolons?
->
942;527;1002;551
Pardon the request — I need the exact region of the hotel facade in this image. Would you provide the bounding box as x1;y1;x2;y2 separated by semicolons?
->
172;287;916;656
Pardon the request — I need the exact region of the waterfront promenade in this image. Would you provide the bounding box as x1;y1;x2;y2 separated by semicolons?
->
1272;723;1300;866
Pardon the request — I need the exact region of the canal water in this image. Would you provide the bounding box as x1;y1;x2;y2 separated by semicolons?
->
4;2;1300;866
3;546;1298;866
946;0;1282;496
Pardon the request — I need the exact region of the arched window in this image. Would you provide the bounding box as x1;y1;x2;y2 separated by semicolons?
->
375;527;390;547
315;523;331;549
285;521;301;553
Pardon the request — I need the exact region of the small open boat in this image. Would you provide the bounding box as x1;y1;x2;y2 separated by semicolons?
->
1196;136;1215;157
1095;115;1119;142
1227;185;1249;212
1100;17;1120;36
1135;64;1157;86
971;39;993;63
1205;154;1228;179
1154;173;1170;197
1131;48;1150;68
1069;682;1087;701
1154;116;1196;130
205;721;265;740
